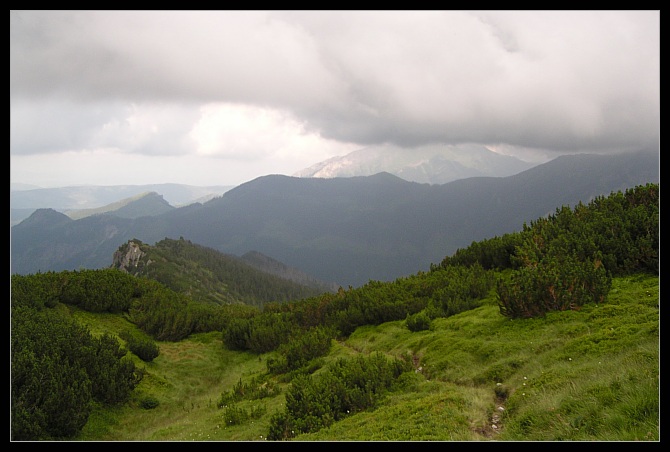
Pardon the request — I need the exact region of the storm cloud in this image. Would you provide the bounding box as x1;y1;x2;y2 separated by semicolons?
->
10;10;659;187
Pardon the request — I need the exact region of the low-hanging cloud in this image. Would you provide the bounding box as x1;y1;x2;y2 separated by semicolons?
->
10;10;659;186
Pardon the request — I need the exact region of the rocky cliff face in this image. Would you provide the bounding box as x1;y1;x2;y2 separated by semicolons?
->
112;240;149;273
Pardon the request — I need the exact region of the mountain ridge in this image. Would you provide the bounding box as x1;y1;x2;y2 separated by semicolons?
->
10;183;234;226
10;151;659;287
65;192;175;220
112;238;337;306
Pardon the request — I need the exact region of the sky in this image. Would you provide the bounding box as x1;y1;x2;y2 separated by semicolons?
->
10;10;660;188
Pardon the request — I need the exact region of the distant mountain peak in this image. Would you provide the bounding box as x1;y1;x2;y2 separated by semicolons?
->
64;191;174;220
20;208;72;228
293;143;535;184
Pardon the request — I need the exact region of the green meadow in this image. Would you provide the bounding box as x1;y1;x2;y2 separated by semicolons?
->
75;273;658;442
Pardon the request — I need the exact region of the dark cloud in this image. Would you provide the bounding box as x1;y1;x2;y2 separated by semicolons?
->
10;10;659;186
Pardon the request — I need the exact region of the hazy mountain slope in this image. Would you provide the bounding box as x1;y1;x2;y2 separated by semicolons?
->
10;151;659;287
10;183;234;225
10;208;38;228
293;143;536;184
11;210;137;275
240;250;340;293
153;151;658;286
10;183;234;209
13;207;72;229
65;192;175;220
417;151;662;245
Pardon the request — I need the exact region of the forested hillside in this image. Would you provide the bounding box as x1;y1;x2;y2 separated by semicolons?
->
112;237;336;307
10;183;659;441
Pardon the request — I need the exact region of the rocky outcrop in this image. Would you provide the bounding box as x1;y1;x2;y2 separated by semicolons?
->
112;240;148;273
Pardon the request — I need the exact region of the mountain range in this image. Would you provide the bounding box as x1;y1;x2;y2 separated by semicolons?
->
10;151;659;288
293;143;537;184
11;145;528;225
10;183;234;226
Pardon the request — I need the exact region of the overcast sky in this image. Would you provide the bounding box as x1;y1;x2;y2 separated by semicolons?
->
10;10;660;188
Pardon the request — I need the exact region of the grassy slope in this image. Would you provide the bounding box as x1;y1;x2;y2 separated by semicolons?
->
75;273;659;442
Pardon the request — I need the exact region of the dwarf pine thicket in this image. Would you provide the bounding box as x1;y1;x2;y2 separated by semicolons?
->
10;183;658;440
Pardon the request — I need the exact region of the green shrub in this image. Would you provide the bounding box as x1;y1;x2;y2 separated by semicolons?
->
119;331;160;362
218;376;281;407
222;403;249;426
267;352;413;440
140;396;160;410
406;311;431;332
496;253;611;319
